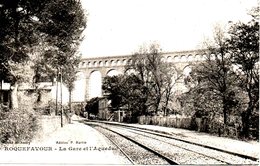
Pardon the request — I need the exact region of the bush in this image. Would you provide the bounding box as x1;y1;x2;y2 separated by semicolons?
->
0;106;39;144
72;102;85;117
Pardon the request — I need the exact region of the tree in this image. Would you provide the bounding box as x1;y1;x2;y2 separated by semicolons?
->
0;0;86;108
161;63;181;116
0;0;39;108
181;26;240;125
62;56;81;115
127;43;174;115
102;75;125;111
85;97;100;116
116;43;184;118
125;46;149;115
121;74;148;121
102;74;148;122
226;8;259;137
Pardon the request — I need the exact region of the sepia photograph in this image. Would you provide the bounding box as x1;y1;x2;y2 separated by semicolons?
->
0;0;259;165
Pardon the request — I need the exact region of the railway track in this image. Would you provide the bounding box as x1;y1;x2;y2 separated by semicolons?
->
97;127;135;165
88;123;178;165
85;120;259;165
121;126;258;164
123;125;259;162
91;120;258;161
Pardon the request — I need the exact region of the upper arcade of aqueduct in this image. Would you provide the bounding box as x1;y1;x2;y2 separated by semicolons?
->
78;49;207;70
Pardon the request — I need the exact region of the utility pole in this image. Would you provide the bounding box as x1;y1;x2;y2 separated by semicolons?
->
60;68;63;127
55;69;58;116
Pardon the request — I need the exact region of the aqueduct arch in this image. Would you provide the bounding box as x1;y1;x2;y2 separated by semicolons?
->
78;50;205;101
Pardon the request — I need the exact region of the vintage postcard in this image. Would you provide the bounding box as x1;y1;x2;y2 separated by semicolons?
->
0;0;259;165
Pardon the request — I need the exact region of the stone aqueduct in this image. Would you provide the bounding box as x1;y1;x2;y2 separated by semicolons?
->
78;49;205;100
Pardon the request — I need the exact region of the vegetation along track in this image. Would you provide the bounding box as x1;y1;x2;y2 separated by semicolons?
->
87;120;259;165
86;122;178;165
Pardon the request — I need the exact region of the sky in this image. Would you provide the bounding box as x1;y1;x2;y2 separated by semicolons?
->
79;0;258;58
